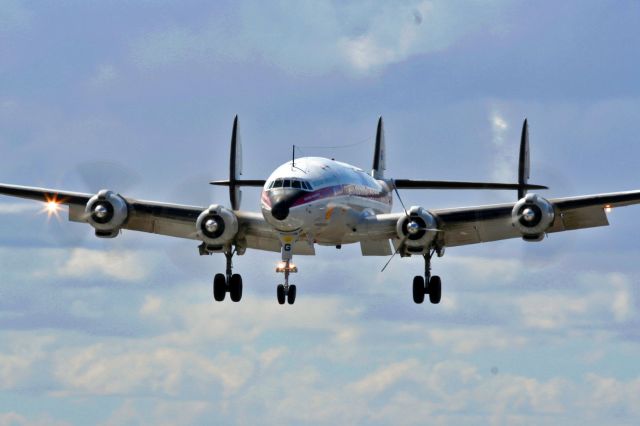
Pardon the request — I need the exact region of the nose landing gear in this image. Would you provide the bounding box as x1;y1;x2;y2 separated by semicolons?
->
276;240;298;305
276;260;297;305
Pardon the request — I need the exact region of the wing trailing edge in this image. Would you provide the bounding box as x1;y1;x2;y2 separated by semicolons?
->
393;180;547;191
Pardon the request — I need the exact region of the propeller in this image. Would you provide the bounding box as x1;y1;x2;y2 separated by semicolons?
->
75;160;142;194
44;160;142;248
163;172;219;277
381;182;440;272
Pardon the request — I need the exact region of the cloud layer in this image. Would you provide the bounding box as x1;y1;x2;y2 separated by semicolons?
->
1;0;640;425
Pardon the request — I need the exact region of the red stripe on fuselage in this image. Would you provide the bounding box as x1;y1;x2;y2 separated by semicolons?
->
289;184;391;207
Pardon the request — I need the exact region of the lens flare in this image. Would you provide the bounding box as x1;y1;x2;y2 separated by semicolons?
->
42;195;62;220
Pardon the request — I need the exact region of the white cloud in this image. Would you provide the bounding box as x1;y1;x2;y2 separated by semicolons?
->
515;271;637;331
489;108;515;182
52;343;253;397
259;346;288;370
130;1;508;75
0;202;39;214
0;413;70;426
0;334;55;391
350;359;421;395
88;64;118;87
427;328;528;354
56;248;153;282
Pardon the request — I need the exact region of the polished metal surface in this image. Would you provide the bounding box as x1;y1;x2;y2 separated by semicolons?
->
521;207;536;222
94;204;109;219
406;220;420;235
204;218;219;233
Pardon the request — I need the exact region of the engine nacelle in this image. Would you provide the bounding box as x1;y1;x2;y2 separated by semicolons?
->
196;204;238;250
396;206;438;254
511;193;555;241
85;190;129;238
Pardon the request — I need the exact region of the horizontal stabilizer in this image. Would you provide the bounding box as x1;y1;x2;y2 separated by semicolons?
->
211;179;266;187
393;179;547;191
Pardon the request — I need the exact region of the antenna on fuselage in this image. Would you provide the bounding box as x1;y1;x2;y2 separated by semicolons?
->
291;144;307;174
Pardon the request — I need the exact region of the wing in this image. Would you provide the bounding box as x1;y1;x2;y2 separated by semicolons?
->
362;190;640;248
435;190;640;247
0;183;306;254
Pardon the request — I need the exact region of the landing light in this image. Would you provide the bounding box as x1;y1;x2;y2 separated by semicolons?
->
42;196;61;219
605;205;612;213
275;262;298;273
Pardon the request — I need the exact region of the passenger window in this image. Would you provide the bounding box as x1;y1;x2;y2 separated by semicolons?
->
292;180;301;189
283;179;291;188
273;180;283;188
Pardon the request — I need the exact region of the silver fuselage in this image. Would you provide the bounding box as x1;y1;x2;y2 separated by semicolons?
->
260;157;392;245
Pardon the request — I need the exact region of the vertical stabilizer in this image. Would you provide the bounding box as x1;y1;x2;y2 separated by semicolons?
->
229;115;243;210
372;117;386;179
518;119;530;200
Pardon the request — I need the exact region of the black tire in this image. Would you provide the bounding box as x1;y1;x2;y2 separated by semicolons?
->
277;284;286;305
229;274;243;302
213;273;227;302
412;276;425;304
429;276;442;304
287;285;297;305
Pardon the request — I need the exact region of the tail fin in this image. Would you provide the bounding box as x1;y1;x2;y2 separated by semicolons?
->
518;118;530;200
229;115;243;210
372;116;386;179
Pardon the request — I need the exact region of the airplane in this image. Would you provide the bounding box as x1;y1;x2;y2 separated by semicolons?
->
1;116;639;306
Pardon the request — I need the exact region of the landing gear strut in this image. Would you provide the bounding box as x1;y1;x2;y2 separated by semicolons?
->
276;242;297;305
212;249;243;302
412;249;442;304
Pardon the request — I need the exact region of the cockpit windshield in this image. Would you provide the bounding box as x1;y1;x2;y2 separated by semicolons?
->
268;178;313;191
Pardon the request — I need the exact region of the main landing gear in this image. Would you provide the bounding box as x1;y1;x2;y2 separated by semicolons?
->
213;250;243;302
412;249;442;304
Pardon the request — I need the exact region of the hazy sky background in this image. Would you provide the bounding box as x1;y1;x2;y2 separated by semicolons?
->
1;1;640;424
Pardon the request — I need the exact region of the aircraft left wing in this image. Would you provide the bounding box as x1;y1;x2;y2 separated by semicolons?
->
0;183;296;253
362;190;640;249
434;190;640;247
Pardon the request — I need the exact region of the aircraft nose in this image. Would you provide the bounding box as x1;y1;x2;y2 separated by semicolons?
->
271;200;290;220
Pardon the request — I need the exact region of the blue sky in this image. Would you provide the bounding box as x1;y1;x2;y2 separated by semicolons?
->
1;0;640;424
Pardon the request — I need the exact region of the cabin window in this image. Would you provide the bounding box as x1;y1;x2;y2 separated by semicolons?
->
292;180;301;189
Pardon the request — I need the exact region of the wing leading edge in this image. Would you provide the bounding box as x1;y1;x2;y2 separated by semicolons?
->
0;183;297;253
363;190;640;248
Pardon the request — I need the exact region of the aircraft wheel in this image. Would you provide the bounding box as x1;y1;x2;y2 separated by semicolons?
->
229;274;243;302
429;276;442;304
277;284;286;305
412;276;425;304
213;273;227;302
287;285;297;305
